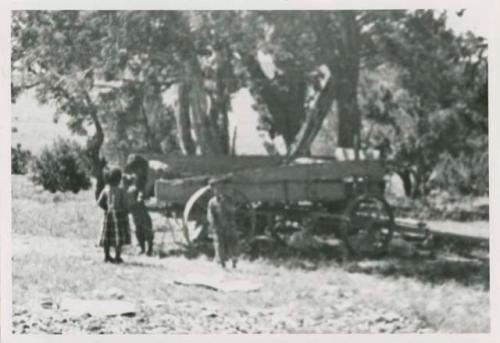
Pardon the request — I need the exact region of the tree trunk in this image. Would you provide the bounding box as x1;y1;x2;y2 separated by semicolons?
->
185;53;222;155
140;99;157;152
334;12;361;148
176;82;197;155
208;44;232;155
88;109;105;200
230;126;237;155
217;57;231;155
336;79;361;148
82;92;106;200
312;11;362;150
177;14;223;155
209;96;230;154
289;77;336;157
115;110;128;166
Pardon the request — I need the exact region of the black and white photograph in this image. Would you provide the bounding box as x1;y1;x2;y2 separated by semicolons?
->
2;2;494;337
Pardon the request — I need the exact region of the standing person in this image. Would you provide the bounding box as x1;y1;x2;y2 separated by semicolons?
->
123;175;154;256
124;154;179;199
97;167;131;264
207;177;239;268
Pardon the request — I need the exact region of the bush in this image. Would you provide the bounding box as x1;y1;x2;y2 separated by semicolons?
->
428;150;488;197
30;139;92;193
11;144;32;175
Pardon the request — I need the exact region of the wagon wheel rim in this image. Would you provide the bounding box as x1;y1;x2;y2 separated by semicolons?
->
183;185;211;245
183;185;256;246
341;194;394;258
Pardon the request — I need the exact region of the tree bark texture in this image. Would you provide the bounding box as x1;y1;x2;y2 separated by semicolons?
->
288;77;336;157
182;44;226;156
313;11;362;149
87;103;106;200
333;12;361;148
209;44;233;155
176;82;197;155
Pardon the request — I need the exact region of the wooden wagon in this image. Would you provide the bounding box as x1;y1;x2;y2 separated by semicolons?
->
145;153;395;257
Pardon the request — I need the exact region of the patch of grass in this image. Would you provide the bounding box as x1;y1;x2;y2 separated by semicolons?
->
12;234;489;333
12;175;101;240
11;175;490;333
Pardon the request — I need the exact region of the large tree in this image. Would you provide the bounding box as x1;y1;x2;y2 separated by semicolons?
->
212;10;371;156
11;11;181;196
103;11;239;156
13;10;487;200
12;11;110;198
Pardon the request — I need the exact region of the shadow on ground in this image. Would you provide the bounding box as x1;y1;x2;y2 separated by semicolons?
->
157;237;489;289
345;257;489;289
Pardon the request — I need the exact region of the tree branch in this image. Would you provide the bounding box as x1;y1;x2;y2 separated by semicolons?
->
288;77;336;158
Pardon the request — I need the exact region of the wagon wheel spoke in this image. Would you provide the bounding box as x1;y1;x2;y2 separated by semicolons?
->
167;214;189;246
342;195;395;258
183;185;255;247
224;188;256;243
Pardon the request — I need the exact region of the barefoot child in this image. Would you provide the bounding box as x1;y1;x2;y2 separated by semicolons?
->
123;175;154;256
97;167;131;263
207;177;239;268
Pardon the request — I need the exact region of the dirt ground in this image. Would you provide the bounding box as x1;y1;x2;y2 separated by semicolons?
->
10;175;490;334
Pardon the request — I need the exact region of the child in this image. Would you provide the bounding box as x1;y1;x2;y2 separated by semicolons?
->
123;174;154;256
207;177;238;268
97;167;131;263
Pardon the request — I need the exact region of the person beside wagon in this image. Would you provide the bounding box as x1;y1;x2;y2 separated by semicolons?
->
123;174;154;256
207;177;239;269
97;167;131;264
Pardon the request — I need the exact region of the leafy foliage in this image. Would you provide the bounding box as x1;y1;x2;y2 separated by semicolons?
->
31;139;92;193
11;144;32;175
11;11;182;186
359;10;488;197
12;10;488;198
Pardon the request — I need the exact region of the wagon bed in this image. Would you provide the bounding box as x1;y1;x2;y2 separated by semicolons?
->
144;153;394;257
154;158;385;205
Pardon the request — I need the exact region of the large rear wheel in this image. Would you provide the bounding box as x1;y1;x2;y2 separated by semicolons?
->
341;194;395;258
182;185;256;247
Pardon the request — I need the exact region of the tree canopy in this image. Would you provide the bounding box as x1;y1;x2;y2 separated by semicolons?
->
11;10;488;198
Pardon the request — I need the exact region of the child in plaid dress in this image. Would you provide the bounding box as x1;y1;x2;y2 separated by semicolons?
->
97;167;131;263
123;175;154;256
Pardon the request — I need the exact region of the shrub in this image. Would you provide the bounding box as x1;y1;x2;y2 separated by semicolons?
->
30;139;92;193
11;144;32;175
429;150;488;197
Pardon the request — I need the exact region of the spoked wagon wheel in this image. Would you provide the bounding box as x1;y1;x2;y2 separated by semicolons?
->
341;194;395;258
182;185;256;247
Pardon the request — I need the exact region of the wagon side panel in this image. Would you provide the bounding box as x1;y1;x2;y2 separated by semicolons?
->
233;181;346;203
231;160;385;184
155;177;207;204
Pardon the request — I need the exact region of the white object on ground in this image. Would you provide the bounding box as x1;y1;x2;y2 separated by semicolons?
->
92;287;125;300
60;298;136;317
172;273;261;292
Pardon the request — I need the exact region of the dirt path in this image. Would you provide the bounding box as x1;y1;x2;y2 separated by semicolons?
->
426;220;489;240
